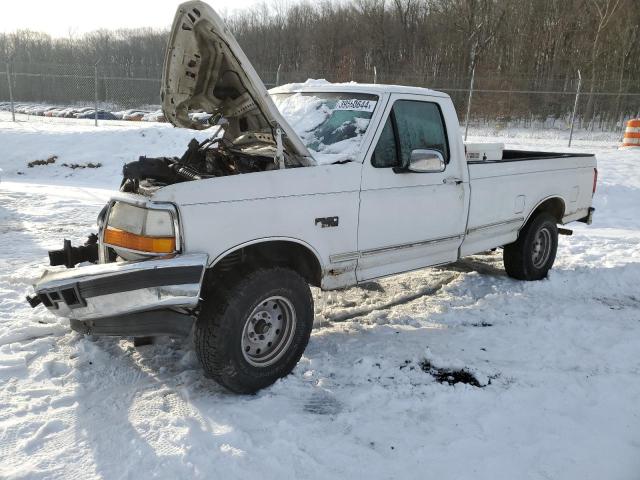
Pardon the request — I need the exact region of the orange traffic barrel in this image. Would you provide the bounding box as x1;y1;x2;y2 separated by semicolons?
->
622;119;640;147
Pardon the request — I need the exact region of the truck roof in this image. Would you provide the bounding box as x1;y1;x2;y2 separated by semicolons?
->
269;79;451;99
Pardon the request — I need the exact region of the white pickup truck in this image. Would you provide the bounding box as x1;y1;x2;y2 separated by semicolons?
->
28;1;597;393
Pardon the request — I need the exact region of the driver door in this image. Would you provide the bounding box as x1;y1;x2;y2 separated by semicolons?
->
356;94;469;281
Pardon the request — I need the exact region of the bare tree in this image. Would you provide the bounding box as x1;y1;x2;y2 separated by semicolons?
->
1;0;638;125
583;0;623;122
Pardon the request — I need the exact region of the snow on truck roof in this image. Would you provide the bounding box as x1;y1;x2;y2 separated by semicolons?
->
269;79;450;98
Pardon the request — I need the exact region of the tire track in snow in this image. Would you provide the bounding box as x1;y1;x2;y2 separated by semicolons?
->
322;273;459;323
313;252;506;325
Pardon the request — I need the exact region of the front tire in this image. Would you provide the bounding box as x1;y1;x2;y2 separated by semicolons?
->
195;267;313;394
503;212;558;280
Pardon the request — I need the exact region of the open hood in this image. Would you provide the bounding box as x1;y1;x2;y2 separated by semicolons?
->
162;1;314;166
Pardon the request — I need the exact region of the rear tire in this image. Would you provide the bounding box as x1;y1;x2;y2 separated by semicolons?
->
195;267;313;394
503;212;558;280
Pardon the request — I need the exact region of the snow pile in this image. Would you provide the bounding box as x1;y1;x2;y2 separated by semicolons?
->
273;78;332;90
0;119;639;479
0;121;213;189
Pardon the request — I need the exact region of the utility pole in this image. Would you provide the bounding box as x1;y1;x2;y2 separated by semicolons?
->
568;70;582;148
94;59;101;127
464;63;476;141
6;61;15;122
275;63;282;87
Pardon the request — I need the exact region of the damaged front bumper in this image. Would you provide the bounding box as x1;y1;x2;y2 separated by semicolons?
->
31;253;208;337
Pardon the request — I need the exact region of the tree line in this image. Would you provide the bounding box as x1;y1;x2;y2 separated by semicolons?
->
1;0;638;126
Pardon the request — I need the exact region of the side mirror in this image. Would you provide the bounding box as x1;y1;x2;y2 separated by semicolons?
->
407;149;445;173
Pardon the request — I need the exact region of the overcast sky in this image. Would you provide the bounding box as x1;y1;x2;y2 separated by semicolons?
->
0;0;269;37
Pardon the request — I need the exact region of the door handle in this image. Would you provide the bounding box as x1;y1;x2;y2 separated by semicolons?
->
443;177;463;185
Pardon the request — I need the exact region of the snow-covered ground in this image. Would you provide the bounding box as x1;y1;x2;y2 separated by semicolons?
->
0;118;639;479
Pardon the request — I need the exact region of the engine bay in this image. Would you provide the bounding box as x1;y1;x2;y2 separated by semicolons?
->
120;131;285;196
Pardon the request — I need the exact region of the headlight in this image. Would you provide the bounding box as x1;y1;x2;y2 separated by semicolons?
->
103;201;178;254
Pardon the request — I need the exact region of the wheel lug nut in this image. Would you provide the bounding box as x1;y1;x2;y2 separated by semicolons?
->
259;334;265;340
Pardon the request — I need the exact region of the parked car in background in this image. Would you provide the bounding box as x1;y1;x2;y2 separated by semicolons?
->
142;110;167;122
76;110;96;119
73;107;95;118
77;109;117;120
0;102;172;123
122;110;149;121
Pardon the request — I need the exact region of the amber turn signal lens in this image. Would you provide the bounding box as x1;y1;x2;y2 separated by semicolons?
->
104;227;176;254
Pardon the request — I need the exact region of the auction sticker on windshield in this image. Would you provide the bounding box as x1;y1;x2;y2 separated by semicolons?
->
334;99;376;112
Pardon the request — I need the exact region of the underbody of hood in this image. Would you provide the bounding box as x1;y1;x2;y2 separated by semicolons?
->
161;1;314;166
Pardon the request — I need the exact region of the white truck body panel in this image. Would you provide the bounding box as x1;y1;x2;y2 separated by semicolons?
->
153;162;362;289
150;83;596;290
356;92;470;281
462;157;596;257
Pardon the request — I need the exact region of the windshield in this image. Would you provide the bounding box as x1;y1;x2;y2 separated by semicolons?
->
270;92;378;164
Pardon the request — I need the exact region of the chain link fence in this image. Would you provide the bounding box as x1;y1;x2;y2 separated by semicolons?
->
276;67;640;143
2;60;639;143
0;61;164;125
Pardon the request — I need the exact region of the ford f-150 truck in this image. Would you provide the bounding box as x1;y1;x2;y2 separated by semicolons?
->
27;1;597;393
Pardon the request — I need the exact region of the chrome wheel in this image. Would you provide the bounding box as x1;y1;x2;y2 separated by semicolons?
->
241;296;297;367
531;226;552;268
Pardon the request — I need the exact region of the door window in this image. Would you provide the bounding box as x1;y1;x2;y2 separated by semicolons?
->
372;100;449;168
371;117;398;168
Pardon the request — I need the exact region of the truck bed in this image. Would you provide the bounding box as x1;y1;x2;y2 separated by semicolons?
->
467;149;596;164
460;150;597;257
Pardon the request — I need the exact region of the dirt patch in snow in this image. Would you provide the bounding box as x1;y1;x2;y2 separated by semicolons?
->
419;360;484;387
25;155;101;170
61;162;102;169
27;155;57;167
